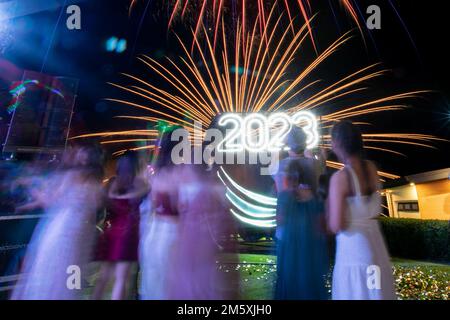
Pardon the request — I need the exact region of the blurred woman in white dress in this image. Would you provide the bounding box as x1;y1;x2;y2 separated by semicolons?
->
11;146;104;300
139;129;181;300
328;121;396;300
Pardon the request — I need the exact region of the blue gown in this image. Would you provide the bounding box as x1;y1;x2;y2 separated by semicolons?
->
275;192;329;300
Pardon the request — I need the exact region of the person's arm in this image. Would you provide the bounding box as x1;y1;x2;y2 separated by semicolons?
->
311;149;327;185
15;183;48;213
276;192;289;229
109;178;150;200
327;171;347;234
14;200;43;214
318;148;327;176
367;161;382;192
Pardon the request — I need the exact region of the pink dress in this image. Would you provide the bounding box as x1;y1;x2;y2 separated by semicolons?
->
97;197;141;261
167;178;238;300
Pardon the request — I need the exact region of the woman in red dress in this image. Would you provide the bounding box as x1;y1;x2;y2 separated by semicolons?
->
93;152;149;300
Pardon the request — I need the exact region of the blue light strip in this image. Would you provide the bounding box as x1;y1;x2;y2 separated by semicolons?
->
217;167;278;228
219;166;277;206
230;209;276;228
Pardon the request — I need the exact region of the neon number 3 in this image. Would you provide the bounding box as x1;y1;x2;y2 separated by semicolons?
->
291;111;319;150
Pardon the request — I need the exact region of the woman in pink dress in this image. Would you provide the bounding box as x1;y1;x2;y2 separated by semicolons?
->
167;163;239;300
93;152;149;300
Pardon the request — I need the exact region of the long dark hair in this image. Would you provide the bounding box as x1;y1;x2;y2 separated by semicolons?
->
285;160;307;189
331;121;364;157
117;151;139;177
331;121;375;195
154;128;181;170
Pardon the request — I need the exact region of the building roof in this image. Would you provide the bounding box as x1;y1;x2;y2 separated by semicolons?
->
406;168;450;184
382;168;450;189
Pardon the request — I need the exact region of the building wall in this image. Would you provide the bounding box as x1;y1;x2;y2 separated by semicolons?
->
416;179;450;220
386;184;420;219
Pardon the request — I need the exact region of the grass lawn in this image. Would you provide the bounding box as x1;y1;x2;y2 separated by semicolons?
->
218;254;450;300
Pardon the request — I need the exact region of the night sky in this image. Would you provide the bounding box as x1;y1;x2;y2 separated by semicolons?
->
0;0;449;177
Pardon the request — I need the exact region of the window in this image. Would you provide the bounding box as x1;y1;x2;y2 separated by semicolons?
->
398;201;419;212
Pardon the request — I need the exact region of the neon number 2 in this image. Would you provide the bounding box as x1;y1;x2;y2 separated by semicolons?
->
217;114;243;152
268;113;292;151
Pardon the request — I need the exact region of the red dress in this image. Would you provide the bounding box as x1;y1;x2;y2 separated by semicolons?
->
97;197;141;261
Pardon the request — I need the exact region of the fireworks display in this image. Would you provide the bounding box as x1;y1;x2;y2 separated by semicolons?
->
129;0;412;52
73;1;447;229
72;8;444;180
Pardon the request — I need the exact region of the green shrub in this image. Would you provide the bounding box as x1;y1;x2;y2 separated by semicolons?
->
379;217;450;263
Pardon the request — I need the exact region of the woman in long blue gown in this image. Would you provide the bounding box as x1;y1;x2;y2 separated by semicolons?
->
275;160;329;300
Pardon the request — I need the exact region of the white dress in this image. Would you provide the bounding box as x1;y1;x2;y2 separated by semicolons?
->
139;169;179;300
139;213;179;300
11;171;101;300
332;166;396;300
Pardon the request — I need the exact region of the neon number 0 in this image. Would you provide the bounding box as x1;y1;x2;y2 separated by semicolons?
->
242;114;269;152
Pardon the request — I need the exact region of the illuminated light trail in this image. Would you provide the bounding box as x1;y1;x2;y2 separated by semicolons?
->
7;80;65;114
219;167;277;206
230;209;276;228
71;130;159;139
218;167;277;229
225;188;276;219
100;139;156;145
112;145;156;157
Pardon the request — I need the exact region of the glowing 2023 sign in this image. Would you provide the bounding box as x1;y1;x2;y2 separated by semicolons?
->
217;111;319;152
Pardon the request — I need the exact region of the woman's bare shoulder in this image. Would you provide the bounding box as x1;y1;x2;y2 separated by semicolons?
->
331;169;347;183
330;169;350;195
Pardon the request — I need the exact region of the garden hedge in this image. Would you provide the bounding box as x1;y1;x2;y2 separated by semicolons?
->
379;217;450;263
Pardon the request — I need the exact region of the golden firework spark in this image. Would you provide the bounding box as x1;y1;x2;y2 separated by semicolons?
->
130;1;369;51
